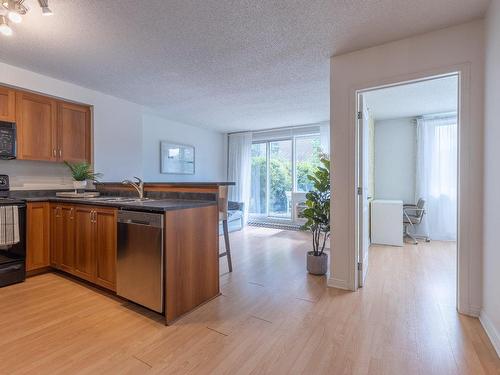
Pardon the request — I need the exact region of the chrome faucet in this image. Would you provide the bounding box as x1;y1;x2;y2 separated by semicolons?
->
121;176;145;200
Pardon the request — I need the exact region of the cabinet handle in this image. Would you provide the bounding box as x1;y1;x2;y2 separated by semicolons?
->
53;149;56;157
70;208;74;220
59;149;62;158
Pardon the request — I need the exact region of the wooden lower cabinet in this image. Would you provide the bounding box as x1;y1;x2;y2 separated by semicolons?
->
50;203;117;291
165;205;219;324
51;204;75;270
93;208;117;290
50;204;74;270
73;206;95;282
26;202;51;271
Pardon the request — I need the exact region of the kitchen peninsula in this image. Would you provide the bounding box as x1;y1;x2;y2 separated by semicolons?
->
17;181;234;324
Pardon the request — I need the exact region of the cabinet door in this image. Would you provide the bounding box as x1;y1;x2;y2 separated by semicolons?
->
16;92;57;161
94;208;117;291
58;102;91;163
0;87;16;122
74;206;95;282
26;202;50;271
50;205;62;269
59;206;75;273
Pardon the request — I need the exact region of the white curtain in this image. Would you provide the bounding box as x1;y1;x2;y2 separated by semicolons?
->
415;115;457;241
227;132;252;223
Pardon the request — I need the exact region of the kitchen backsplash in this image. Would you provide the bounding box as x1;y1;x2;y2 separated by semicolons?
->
0;160;74;190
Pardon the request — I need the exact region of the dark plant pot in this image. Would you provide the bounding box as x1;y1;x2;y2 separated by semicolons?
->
306;251;328;275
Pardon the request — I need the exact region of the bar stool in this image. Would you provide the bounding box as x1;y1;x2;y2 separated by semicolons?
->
218;185;233;272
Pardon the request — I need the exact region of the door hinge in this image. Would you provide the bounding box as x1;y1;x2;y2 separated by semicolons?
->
357;111;362;120
357;187;362;195
358;262;362;271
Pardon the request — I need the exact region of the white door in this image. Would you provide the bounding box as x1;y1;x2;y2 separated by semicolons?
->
358;94;371;287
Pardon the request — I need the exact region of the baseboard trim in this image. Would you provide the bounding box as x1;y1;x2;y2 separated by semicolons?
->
461;305;482;318
479;310;500;358
327;277;351;290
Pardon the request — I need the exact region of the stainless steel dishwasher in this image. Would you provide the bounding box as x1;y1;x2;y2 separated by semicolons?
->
117;210;164;313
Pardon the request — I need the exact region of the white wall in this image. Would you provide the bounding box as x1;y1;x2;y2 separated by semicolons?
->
0;61;144;184
0;61;227;187
329;21;484;318
374;117;416;203
142;113;226;182
482;0;500;356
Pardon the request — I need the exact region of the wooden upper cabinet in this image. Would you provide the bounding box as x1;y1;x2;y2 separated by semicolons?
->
0;87;16;122
26;202;50;272
58;102;91;163
16;91;57;161
0;86;92;162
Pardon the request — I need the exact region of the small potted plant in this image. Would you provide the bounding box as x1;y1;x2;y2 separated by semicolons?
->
301;156;330;275
64;161;102;192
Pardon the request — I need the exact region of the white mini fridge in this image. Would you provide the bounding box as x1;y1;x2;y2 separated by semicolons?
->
370;200;404;247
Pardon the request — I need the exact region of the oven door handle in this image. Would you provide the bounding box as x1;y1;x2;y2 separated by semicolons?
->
0;264;22;273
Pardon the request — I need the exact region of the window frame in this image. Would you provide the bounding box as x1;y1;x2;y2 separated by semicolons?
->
249;132;321;221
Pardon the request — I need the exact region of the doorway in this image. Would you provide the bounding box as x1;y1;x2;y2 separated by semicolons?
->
355;74;459;307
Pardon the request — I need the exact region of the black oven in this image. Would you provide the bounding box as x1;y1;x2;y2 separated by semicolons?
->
0;203;26;287
0;121;16;160
0;175;26;287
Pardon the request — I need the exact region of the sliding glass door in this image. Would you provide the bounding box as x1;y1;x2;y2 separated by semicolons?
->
250;139;295;220
269;140;293;218
250;134;322;222
250;143;267;215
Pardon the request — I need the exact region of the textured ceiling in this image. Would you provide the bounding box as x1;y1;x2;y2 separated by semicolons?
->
0;0;488;132
364;76;459;120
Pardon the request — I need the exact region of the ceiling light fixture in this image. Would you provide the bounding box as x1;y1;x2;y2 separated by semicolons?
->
0;15;12;36
38;0;52;16
7;10;21;23
0;0;54;36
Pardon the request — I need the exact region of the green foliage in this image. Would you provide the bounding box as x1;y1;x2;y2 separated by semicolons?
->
250;138;323;215
300;156;331;256
64;161;103;182
251;156;292;214
296;138;322;192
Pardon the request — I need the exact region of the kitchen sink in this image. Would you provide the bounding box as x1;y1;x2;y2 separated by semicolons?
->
87;197;153;203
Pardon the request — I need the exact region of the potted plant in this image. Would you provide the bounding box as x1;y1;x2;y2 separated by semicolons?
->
301;156;330;275
64;161;102;192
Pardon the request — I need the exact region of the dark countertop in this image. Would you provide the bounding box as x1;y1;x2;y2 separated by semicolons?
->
95;181;235;186
18;196;217;213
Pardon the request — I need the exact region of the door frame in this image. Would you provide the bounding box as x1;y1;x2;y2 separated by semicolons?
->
356;93;371;287
352;67;465;313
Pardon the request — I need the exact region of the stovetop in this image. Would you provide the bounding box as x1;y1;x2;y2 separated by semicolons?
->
0;197;25;206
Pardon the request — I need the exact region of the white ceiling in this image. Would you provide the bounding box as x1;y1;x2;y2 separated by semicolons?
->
364;75;459;120
0;0;488;132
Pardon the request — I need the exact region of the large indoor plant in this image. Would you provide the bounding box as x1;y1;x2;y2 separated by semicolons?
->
301;156;330;275
64;161;102;191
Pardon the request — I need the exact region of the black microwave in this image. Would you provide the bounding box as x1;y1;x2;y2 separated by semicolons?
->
0;122;16;160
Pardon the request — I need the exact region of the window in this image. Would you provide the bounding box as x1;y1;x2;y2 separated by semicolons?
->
295;135;322;192
250;133;322;221
250;143;267;215
269;140;292;218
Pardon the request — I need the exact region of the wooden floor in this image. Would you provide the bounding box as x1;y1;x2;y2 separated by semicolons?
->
0;227;498;374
